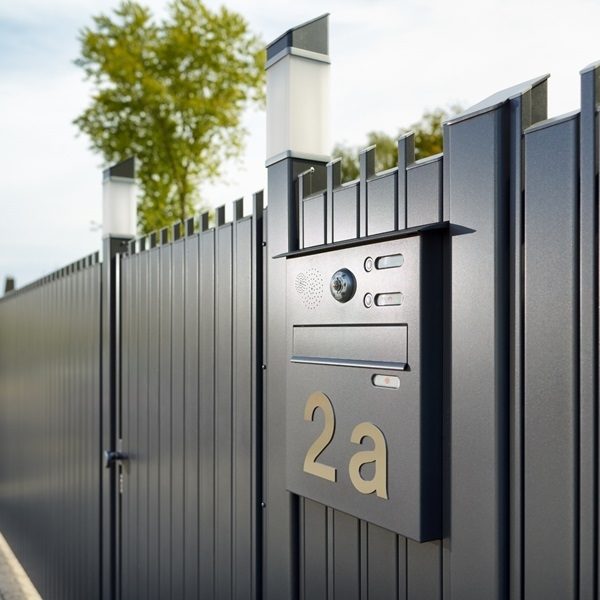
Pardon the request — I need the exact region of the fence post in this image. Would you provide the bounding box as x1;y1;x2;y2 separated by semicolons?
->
443;78;546;599
579;60;600;600
101;158;136;600
263;15;329;599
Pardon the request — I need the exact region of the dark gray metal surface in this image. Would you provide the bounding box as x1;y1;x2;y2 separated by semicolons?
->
578;61;600;600
302;192;326;248
116;199;263;600
366;171;398;236
265;156;327;599
285;232;443;541
102;235;131;600
183;229;200;599
333;184;359;242
507;75;548;600
147;242;161;600
524;112;579;600
444;95;510;600
0;257;102;600
198;225;216;598
406;155;442;228
266;13;329;62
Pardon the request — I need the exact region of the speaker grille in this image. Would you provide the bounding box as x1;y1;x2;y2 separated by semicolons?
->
295;269;323;309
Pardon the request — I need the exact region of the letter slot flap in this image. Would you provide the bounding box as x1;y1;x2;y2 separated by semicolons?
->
284;228;445;543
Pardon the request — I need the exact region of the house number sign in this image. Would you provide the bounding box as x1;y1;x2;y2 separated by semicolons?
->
303;391;388;499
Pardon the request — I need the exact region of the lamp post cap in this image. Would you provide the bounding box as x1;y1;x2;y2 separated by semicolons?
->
103;157;136;182
266;13;329;62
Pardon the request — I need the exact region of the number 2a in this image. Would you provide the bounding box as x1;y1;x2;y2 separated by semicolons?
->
303;391;388;499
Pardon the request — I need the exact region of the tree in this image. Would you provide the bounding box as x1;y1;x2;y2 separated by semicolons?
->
74;0;265;234
332;105;462;183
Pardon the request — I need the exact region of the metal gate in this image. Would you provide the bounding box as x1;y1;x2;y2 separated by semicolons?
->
117;198;263;600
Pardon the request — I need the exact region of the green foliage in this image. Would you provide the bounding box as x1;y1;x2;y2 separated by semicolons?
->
333;105;462;183
74;0;265;233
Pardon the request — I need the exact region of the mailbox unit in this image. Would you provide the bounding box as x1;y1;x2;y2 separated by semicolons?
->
283;225;444;542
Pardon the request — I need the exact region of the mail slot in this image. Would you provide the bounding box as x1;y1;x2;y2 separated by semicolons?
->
292;324;407;370
284;227;444;542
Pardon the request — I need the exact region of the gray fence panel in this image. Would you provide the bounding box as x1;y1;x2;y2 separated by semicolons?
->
406;155;442;228
0;259;102;600
445;103;509;600
121;249;137;600
137;247;154;598
524;113;579;600
507;77;548;600
265;158;323;599
333;511;360;600
199;228;216;598
579;62;600;600
233;215;255;599
301;498;328;599
117;211;261;600
159;241;173;599
406;540;441;600
301;192;326;248
138;248;150;600
365;170;398;235
171;236;186;598
398;133;414;230
215;221;234;598
147;244;161;600
183;231;200;600
366;524;399;600
333;184;359;242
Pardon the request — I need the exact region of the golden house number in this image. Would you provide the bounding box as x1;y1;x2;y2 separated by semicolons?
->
303;391;388;499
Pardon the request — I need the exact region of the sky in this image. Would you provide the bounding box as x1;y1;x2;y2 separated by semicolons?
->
1;0;600;290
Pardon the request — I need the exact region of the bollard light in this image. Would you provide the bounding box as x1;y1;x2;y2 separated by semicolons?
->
266;14;331;166
102;157;137;237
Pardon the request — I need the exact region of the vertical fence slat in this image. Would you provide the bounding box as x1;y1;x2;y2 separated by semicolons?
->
444;100;509;600
184;233;199;600
366;524;399;600
524;113;579;600
579;62;600;600
120;255;129;600
199;228;216;598
147;245;161;600
365;171;398;236
159;242;173;600
138;250;150;600
233;216;255;599
171;239;186;598
301;499;328;599
406;540;442;600
508;76;548;600
406;157;443;228
215;222;234;598
332;511;360;600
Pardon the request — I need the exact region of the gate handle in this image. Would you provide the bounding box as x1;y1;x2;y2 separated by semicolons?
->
104;450;127;469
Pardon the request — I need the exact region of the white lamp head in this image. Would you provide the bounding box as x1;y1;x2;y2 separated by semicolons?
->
266;14;331;167
102;157;137;238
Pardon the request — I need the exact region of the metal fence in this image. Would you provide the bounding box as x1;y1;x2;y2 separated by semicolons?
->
0;14;599;600
0;256;102;600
